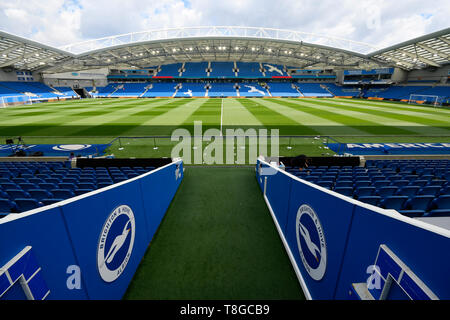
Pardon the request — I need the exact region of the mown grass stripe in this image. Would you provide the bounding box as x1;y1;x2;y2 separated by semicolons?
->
272;99;415;135
237;98;319;135
316;98;450;124
299;98;450;135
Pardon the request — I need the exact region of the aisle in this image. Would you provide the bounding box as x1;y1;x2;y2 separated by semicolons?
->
124;167;304;300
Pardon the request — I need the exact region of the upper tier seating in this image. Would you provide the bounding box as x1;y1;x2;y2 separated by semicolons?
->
236;62;263;77
209;62;236;78
286;159;450;218
183;62;209;78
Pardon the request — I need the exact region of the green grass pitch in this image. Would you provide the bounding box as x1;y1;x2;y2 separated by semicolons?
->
1;97;449;160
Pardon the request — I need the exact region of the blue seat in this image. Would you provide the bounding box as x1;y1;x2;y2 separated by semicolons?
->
354;181;371;188
397;186;420;198
334;187;353;196
97;182;113;189
77;183;96;190
412;180;428;187
12;178;28;184
5;189;31;200
62;178;78;184
425;209;450;217
45;178;61;185
392;180;409;188
41;198;64;206
74;189;94;196
403;195;435;211
1;183;18;190
377;186;399;197
28;178;45;185
355;187;376;198
358;196;381;206
374;180;391;188
428;179;447;187
380;196;409;211
0;198;17;214
428;195;450;211
38;182;58;191
418;186;441;196
15;198;42;212
18;183;37;191
28;189;53;202
51;189;75;200
398;210;426;218
335;181;353;188
58;183;76;191
316;180;333;189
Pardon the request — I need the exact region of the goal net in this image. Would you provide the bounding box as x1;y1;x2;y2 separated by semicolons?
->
0;95;33;108
408;94;442;107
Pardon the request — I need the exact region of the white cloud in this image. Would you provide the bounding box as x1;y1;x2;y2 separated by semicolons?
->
0;0;448;50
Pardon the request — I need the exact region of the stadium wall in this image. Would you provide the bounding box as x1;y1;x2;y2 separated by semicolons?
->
0;160;183;300
256;159;450;300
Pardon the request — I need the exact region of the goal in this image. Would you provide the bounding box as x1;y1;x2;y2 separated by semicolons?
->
408;94;442;107
0;95;33;108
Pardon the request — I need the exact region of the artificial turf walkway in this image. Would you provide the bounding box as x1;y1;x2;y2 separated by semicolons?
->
124;166;304;300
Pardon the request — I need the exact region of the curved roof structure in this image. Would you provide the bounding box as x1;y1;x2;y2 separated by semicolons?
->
0;26;448;74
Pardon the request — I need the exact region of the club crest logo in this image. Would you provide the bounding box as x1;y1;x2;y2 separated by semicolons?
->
296;204;327;281
97;205;135;283
52;144;91;151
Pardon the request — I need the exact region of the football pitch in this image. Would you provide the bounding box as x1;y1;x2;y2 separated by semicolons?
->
1;97;449;161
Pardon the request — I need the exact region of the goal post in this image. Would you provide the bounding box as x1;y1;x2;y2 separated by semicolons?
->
0;95;33;108
408;94;442;107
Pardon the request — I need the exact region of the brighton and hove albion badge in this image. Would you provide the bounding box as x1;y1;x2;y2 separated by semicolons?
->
296;204;327;281
97;205;136;283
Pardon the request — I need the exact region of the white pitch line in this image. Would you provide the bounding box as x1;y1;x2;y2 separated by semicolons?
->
220;98;224;136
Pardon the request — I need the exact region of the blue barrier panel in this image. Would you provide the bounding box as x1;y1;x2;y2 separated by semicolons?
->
0;207;88;299
264;170;293;233
257;159;450;300
284;177;355;300
60;179;149;300
1;160;183;300
335;206;450;300
139;161;183;241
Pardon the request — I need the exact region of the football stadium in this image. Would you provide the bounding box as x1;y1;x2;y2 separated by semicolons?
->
0;7;449;305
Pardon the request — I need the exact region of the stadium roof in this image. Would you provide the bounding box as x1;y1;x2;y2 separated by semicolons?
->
0;26;448;74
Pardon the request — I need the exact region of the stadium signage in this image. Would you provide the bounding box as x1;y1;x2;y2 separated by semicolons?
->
296;204;327;281
346;143;450;149
97;205;136;283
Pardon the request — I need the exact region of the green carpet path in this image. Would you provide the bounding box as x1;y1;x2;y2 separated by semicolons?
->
124;167;304;300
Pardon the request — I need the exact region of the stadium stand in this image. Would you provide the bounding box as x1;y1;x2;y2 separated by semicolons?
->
156;63;183;77
261;63;287;77
183;62;209;78
324;83;361;97
266;81;301;97
296;83;333;97
0;161;156;216
286;159;450;217
142;82;177;97
209;62;236;78
208;82;238;97
238;81;268;97
0;81;73;100
236;62;263;78
174;82;206;97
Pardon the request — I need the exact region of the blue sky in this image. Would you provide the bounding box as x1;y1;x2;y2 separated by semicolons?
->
0;0;448;50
